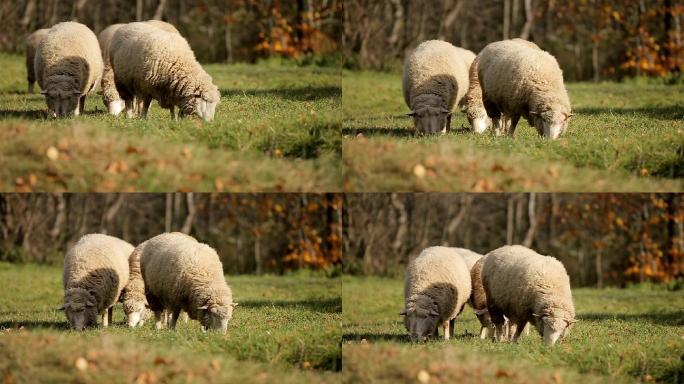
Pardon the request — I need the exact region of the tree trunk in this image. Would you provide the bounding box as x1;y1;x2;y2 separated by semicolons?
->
523;193;537;247
152;0;167;20
165;193;172;232
50;193;66;239
180;193;195;234
503;0;511;40
506;195;515;245
136;0;144;21
390;193;407;257
519;0;534;40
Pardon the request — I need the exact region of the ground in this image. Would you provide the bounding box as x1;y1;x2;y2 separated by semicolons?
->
0;262;341;383
342;275;684;383
342;71;684;192
0;53;341;192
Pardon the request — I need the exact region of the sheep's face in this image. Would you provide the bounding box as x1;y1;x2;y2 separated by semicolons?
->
410;106;451;135
107;99;125;116
199;304;235;335
401;297;439;342
60;289;97;331
43;85;81;118
194;97;219;122
531;109;572;140
123;301;149;328
467;111;492;134
534;315;576;346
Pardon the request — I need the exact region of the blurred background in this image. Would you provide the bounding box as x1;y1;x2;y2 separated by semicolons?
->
0;0;342;65
0;193;342;274
344;0;684;81
343;193;684;288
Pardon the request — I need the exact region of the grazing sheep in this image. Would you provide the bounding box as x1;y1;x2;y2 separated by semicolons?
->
477;39;572;139
109;22;220;121
462;55;491;133
99;20;180;116
60;234;134;330
402;40;475;134
451;247;482;271
402;246;471;342
139;233;235;334
482;245;577;346
118;243;150;327
25;28;50;94
34;22;103;118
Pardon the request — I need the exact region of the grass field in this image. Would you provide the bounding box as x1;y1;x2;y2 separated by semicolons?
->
342;71;684;192
342;276;684;383
0;262;341;383
0;53;341;192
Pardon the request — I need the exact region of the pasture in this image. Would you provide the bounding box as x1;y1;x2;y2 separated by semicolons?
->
0;262;341;383
342;71;684;192
0;53;341;192
342;276;684;383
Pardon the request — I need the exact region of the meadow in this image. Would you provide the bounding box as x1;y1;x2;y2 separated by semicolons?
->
0;53;341;192
342;71;684;192
0;262;341;383
343;276;684;383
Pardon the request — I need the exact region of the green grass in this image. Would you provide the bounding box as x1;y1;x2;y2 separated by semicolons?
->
0;262;341;382
0;53;341;192
342;276;684;383
342;70;684;191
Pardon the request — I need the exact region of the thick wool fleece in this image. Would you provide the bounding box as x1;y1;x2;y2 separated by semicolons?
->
35;22;103;96
482;245;575;338
63;234;134;314
404;246;472;326
140;232;233;322
109;22;219;117
25;28;50;92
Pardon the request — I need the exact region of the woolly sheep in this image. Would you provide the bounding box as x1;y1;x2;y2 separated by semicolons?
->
139;232;235;334
401;246;471;342
482;245;577;346
25;28;50;94
60;234;134;330
118;243;150;327
34;22;103;118
99;20;180;115
477;39;572;139
109;22;220;121
402;40;475;135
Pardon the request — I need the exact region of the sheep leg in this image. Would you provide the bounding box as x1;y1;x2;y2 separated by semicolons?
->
511;321;527;343
442;320;450;340
449;318;455;338
140;97;152;118
28;82;34;94
154;310;165;330
507;115;520;137
168;308;181;330
507;322;517;341
479;326;489;339
79;95;86;115
446;114;452;133
488;305;506;342
170;106;179;121
125;99;136;119
101;310;108;327
107;307;114;326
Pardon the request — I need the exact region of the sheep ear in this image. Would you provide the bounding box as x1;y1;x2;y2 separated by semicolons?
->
73;90;82;95
429;309;439;316
407;111;416;117
563;112;574;120
231;302;239;308
399;308;407;316
529;111;541;116
40;90;48;95
57;304;66;311
197;305;209;310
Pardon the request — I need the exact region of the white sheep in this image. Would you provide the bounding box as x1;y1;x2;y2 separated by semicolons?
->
99;20;180;115
25;28;50;94
60;234;134;330
139;232;235;334
402;40;475;134
34;22;103;118
401;246;471;342
118;243;150;327
477;39;572;139
482;245;577;345
109;22;220;121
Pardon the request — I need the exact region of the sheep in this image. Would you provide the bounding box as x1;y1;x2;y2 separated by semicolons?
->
34;22;103;118
99;20;180;116
109;22;220;121
451;247;482;271
60;234;134;330
462;55;491;133
477;39;572;139
118;243;150;327
482;245;577;346
25;28;50;94
139;232;236;334
401;246;471;342
402;40;475;135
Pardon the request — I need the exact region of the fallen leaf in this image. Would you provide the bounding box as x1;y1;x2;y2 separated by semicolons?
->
46;146;59;161
153;356;170;365
548;166;559;178
301;361;312;370
417;369;430;383
552;371;563;384
28;174;37;187
274;149;283;158
182;147;192;160
472;178;497;192
495;369;514;378
75;357;88;372
135;372;156;384
210;359;221;371
105;160;128;174
413;164;427;178
214;179;225;191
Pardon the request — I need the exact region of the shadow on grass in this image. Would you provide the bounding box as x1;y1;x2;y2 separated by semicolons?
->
649;144;684;178
342;331;478;343
575;105;684;120
342;127;416;138
238;297;341;313
0;109;105;119
579;310;684;326
0;320;70;330
221;86;340;101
